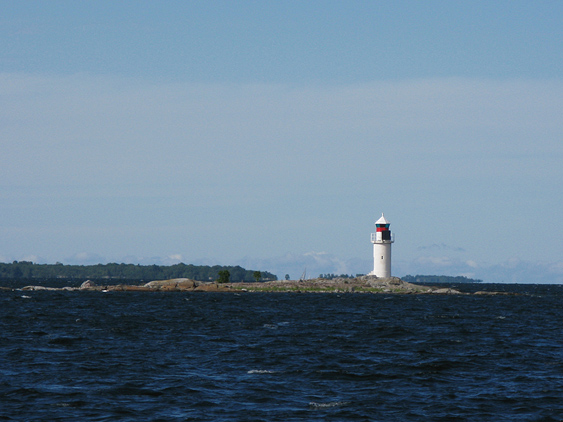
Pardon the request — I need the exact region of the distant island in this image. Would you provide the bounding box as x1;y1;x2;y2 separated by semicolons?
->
402;275;483;284
0;261;277;283
0;262;487;293
0;262;483;285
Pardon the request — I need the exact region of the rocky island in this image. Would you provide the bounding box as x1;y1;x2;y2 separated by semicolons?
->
13;276;508;295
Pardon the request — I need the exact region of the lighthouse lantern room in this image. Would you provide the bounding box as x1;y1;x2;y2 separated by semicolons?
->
369;213;394;278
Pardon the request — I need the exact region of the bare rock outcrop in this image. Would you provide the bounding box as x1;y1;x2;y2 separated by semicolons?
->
22;285;60;291
80;280;97;290
143;278;199;291
231;275;435;294
432;287;464;294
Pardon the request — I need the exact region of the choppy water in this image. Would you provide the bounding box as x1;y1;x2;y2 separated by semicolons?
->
1;283;563;421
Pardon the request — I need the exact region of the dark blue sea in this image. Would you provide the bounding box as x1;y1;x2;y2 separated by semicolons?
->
2;282;563;421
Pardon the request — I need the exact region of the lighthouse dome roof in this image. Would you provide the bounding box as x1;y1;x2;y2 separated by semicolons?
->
375;213;390;225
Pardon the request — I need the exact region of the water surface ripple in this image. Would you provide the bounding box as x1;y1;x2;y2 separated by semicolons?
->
1;284;563;421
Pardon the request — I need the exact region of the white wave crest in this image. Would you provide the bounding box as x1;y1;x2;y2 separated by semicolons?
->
247;369;276;374
309;401;350;408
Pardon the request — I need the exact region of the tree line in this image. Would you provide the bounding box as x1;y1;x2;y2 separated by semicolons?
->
0;261;277;283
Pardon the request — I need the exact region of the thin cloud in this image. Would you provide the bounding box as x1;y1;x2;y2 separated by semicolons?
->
418;243;466;252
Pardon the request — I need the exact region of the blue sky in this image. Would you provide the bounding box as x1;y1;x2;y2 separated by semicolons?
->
1;1;562;282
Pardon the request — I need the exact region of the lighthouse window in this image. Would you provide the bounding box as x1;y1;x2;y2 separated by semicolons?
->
381;256;384;259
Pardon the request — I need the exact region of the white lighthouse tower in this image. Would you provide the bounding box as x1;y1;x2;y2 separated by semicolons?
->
369;213;394;278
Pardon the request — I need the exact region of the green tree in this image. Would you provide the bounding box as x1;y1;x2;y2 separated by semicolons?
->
285;274;290;280
13;266;23;279
253;271;261;283
217;270;230;284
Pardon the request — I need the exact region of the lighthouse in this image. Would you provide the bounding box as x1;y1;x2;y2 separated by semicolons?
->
369;213;394;278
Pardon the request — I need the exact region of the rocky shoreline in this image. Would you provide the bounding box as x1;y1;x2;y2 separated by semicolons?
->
11;276;509;295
